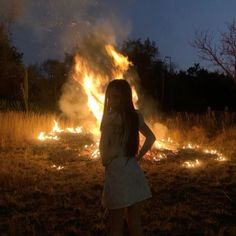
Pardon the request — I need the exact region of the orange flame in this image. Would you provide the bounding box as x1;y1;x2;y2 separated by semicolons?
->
38;120;82;141
73;44;133;134
105;44;132;79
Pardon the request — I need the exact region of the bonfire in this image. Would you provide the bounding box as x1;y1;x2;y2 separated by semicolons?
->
37;44;227;169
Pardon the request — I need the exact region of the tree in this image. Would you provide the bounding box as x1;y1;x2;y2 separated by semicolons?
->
121;38;159;65
192;20;236;82
121;38;166;94
41;60;69;104
186;63;208;77
0;25;24;100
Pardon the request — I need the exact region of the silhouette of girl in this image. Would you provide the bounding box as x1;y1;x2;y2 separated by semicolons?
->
99;79;156;236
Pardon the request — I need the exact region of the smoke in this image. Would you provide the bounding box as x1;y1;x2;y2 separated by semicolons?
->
0;0;30;24
54;1;131;128
58;77;91;120
58;31;108;120
58;26;125;129
5;0;131;63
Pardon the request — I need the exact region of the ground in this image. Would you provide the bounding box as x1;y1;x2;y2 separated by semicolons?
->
0;133;235;236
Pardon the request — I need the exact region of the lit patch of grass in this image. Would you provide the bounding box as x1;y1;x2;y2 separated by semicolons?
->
0;112;79;147
0;112;55;145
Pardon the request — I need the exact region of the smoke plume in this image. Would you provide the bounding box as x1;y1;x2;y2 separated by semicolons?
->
5;0;130;63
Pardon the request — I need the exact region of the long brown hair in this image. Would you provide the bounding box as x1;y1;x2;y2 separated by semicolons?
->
100;79;139;157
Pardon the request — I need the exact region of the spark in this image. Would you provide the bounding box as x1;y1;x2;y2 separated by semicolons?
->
51;164;64;171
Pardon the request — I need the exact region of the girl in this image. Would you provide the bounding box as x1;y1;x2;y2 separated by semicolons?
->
99;79;156;236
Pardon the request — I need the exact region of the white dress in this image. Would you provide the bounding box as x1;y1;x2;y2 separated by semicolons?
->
101;111;152;209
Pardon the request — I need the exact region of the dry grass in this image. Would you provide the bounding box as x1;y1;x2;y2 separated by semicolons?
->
0;111;235;235
0;111;78;146
0;137;105;236
0;137;235;236
0;111;55;145
165;110;236;137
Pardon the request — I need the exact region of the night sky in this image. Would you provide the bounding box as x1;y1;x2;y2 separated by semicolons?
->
3;0;236;71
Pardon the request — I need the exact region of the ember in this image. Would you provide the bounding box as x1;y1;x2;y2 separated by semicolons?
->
183;159;201;168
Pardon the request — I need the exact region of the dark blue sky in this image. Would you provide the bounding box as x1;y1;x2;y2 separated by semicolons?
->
8;0;236;71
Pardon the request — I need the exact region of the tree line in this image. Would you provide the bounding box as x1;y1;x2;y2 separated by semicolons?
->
0;23;236;114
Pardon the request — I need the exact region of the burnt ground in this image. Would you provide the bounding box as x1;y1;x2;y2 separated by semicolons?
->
0;133;236;236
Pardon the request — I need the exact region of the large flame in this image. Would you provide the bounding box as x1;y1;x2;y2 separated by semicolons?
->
73;44;133;134
38;44;134;139
105;44;132;79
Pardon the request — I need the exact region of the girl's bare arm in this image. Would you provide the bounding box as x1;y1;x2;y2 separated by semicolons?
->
99;124;120;166
137;122;156;161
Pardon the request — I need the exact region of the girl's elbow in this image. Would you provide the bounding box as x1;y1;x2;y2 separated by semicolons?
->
148;134;156;146
151;133;156;142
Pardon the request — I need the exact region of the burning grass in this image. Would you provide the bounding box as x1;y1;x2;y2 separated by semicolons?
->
0;111;55;145
0;111;79;146
0;111;236;235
